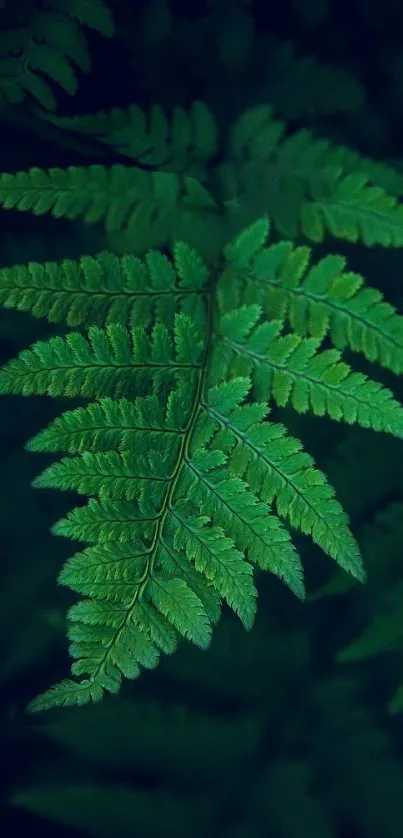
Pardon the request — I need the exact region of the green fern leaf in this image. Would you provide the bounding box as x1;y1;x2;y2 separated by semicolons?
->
58;542;151;603
32;450;173;502
2;218;403;710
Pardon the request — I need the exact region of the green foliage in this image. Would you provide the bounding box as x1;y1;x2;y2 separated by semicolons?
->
0;164;220;257
3;102;403;254
260;38;365;119
12;783;213;838
0;245;209;328
312;482;403;713
39;100;219;176
11;657;403;838
1;214;403;710
333;504;403;714
219;105;403;244
0;0;114;110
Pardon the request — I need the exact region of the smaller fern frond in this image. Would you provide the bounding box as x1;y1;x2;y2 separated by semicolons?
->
0;0;114;110
0;165;219;255
147;575;212;648
304;171;403;247
51;496;156;542
38;100;218;176
58;542;157;604
220;106;403;246
263;38;365;119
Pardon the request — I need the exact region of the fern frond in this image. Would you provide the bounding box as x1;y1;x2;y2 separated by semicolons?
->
59;542;159;604
219;105;403;246
170;508;257;629
329;147;403;199
38;100;218;176
221;218;403;374
0;165;219;255
2;218;402;710
304;171;403;246
263;38;365;119
0;0;114;110
3;103;403;260
0;241;208;329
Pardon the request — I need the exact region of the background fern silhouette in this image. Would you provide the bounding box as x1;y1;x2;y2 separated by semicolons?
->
0;0;114;110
